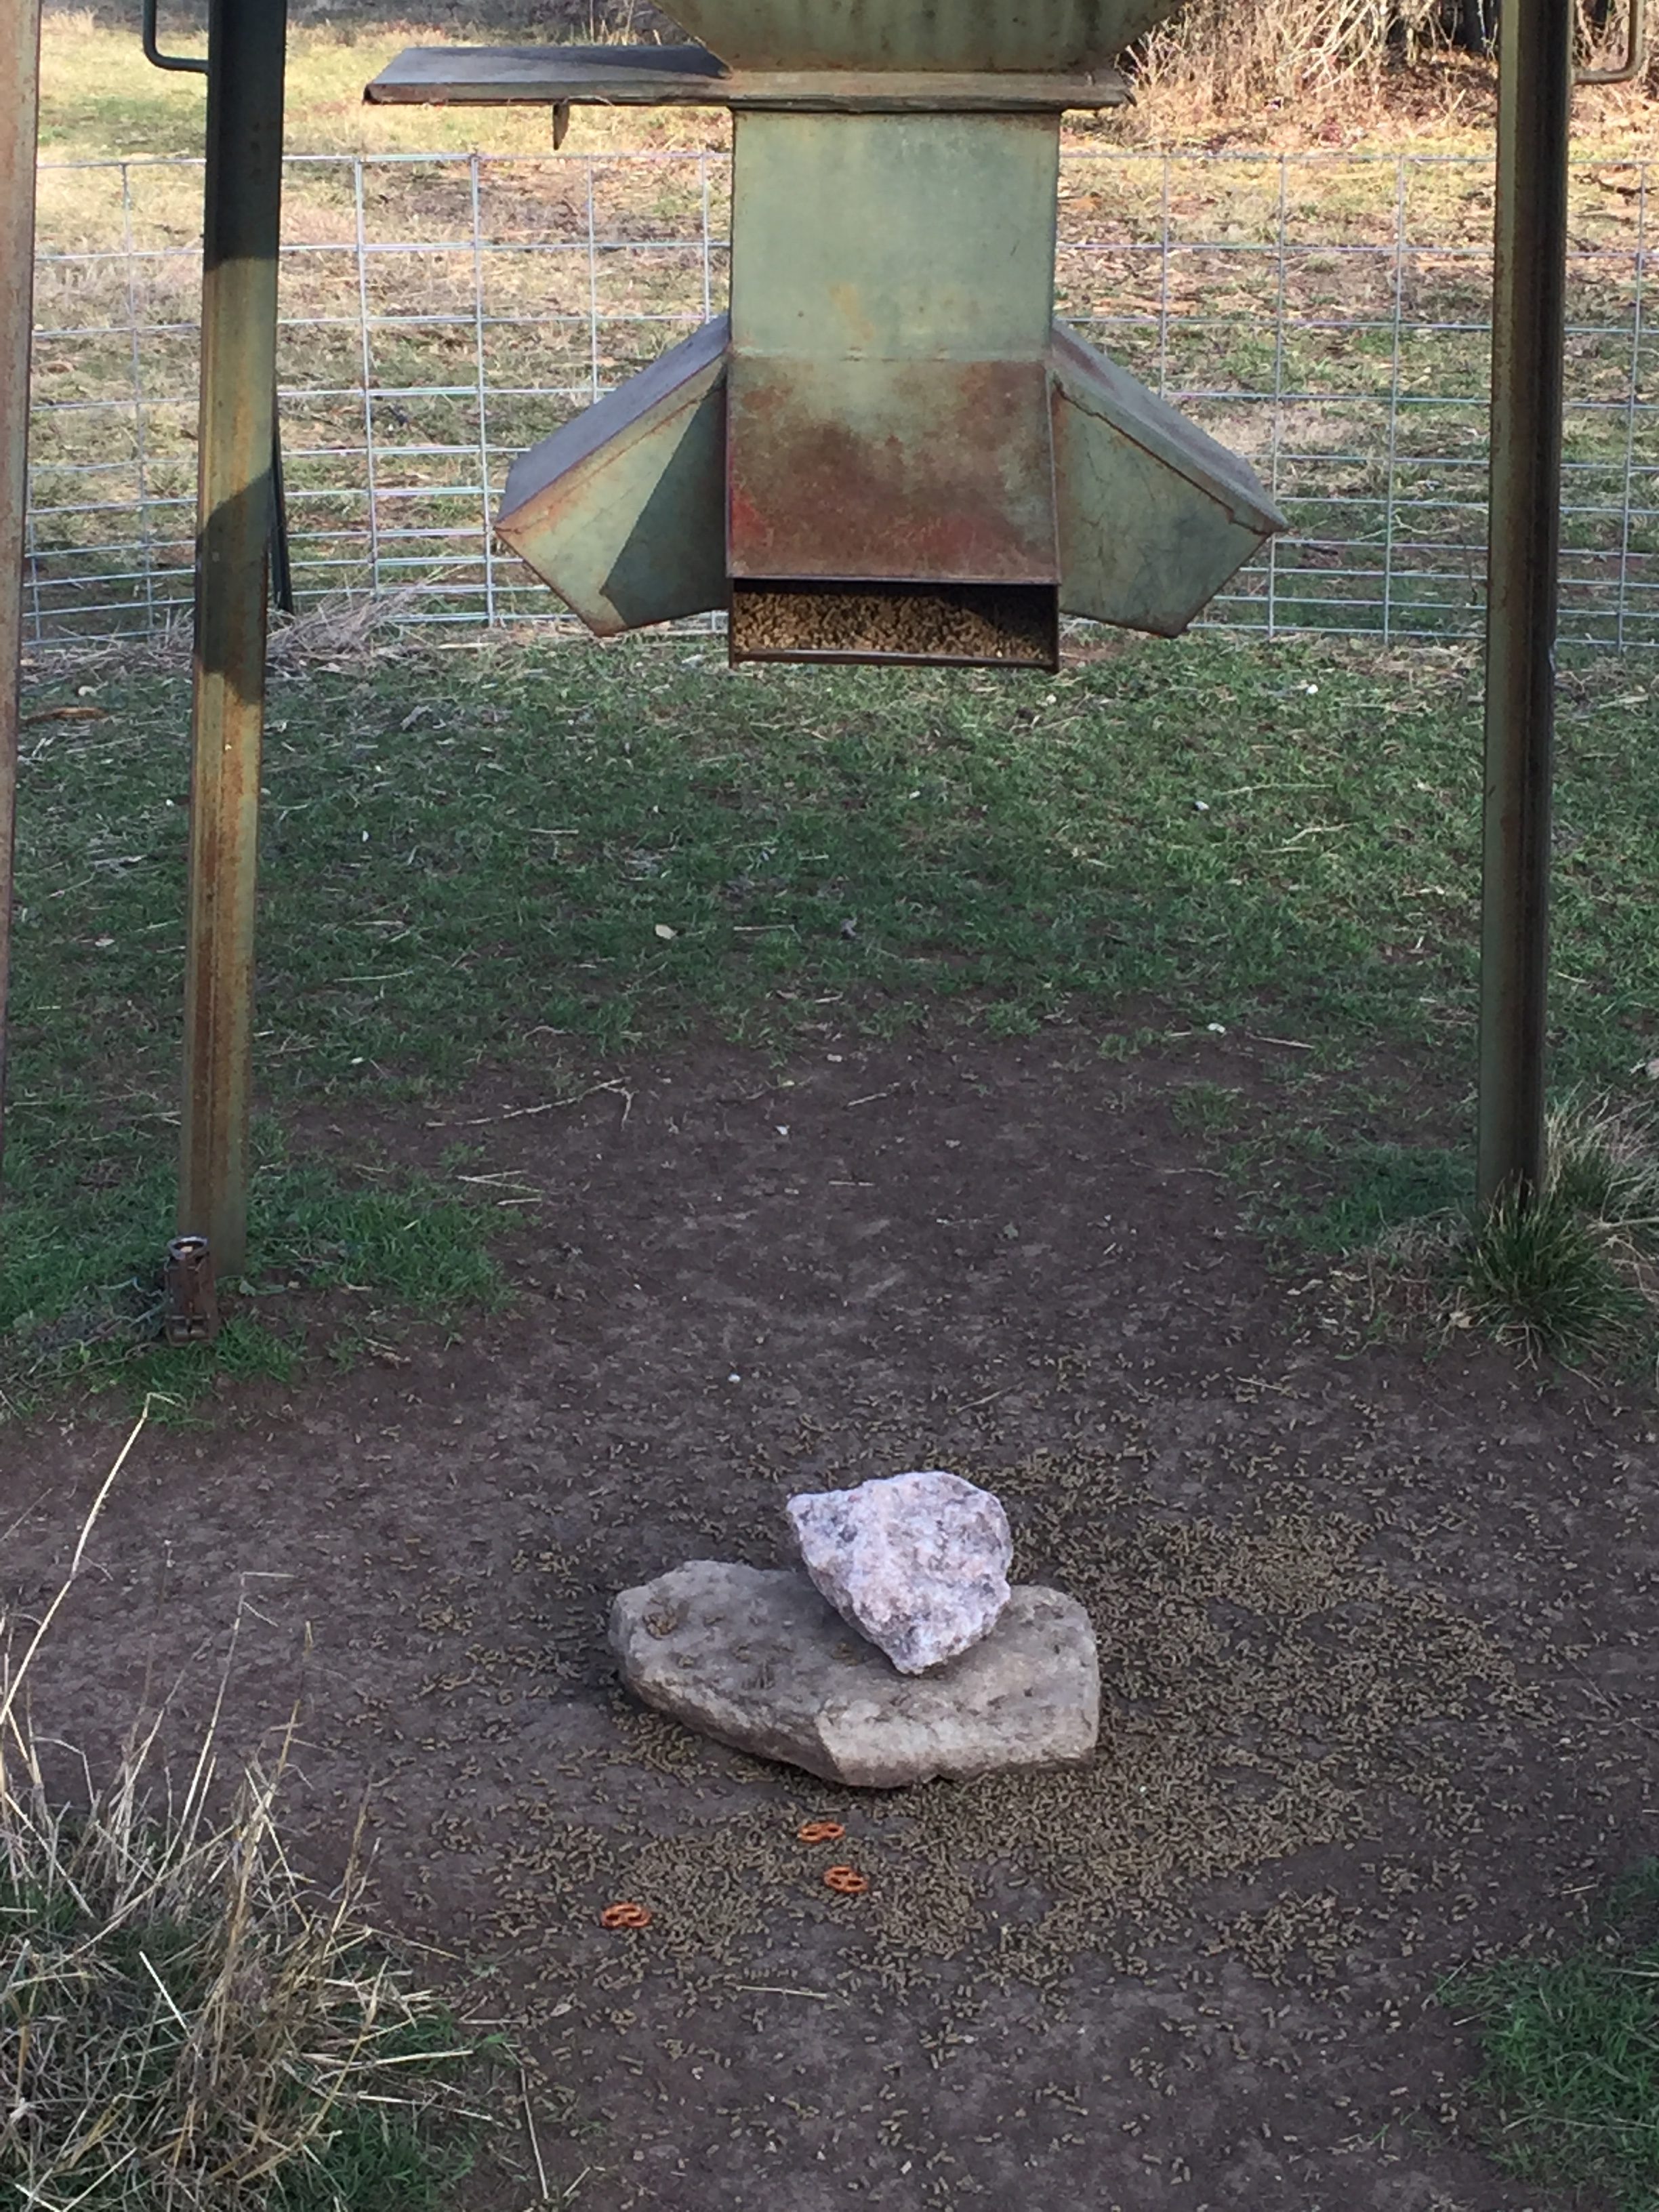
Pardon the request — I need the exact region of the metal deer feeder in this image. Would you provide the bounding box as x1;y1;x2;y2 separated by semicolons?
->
369;1;1286;672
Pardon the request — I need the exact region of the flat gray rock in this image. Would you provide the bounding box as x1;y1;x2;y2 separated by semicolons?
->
609;1560;1099;1789
787;1469;1012;1674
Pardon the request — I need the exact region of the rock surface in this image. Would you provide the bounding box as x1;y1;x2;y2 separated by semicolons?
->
786;1469;1012;1673
609;1560;1099;1788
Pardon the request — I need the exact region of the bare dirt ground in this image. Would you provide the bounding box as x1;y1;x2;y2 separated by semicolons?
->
3;1030;1656;2211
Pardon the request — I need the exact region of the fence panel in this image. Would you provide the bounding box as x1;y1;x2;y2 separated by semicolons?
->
22;146;1659;649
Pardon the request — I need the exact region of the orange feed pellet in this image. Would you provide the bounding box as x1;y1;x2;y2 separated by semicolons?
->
599;1901;653;1931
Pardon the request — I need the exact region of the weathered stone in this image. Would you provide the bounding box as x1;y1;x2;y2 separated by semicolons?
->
786;1470;1012;1673
609;1560;1099;1789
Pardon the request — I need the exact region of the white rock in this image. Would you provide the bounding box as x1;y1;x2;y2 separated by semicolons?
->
609;1561;1098;1788
785;1470;1012;1675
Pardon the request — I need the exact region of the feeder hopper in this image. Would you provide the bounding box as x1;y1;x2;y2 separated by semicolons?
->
369;1;1286;668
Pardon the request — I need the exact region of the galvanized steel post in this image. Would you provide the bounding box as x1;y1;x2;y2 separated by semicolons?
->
179;0;288;1276
0;0;43;1186
1478;0;1572;1209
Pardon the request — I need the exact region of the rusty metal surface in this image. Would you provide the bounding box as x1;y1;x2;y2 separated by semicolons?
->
665;0;1179;73
729;357;1059;582
179;0;288;1275
485;24;1281;670
727;112;1060;590
162;1234;220;1345
0;0;43;1188
367;45;1128;108
1477;0;1570;1210
1478;0;1570;1207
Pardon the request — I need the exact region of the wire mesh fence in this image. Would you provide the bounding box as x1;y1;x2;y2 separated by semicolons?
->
22;144;1658;649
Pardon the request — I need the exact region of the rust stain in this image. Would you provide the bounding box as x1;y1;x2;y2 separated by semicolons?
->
729;357;1059;583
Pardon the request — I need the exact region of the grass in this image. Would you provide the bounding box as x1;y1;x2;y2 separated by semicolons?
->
1449;1097;1659;1356
5;626;1659;1399
1450;1861;1659;2211
1;1123;506;1411
0;1427;503;2207
37;7;731;161
1340;1094;1659;1363
35;3;1659;159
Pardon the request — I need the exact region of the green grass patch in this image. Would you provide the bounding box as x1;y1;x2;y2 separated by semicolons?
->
6;630;1659;1396
1454;1181;1652;1359
37;11;729;161
1336;1094;1659;1364
1282;1137;1476;1251
1450;1862;1659;2211
1169;1080;1250;1136
1448;1097;1659;1361
0;1115;504;1414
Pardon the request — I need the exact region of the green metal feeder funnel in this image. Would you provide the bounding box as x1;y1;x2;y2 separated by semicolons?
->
664;0;1183;73
371;1;1285;669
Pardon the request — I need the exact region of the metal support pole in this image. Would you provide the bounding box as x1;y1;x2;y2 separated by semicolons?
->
178;0;288;1276
0;0;43;1189
1478;0;1572;1208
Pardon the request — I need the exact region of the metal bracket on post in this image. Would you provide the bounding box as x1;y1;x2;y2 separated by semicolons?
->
1578;0;1647;80
142;0;207;73
162;1234;220;1345
270;401;295;616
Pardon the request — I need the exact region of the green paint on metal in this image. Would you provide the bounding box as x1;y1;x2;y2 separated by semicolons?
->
668;0;1181;73
1050;323;1284;635
731;112;1057;359
497;317;729;633
473;0;1282;667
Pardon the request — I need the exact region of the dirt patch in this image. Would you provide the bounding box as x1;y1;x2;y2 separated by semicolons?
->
3;1031;1656;2211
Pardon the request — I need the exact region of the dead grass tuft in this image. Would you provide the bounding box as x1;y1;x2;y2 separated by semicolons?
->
0;1406;492;2211
1362;1094;1659;1366
1134;0;1452;113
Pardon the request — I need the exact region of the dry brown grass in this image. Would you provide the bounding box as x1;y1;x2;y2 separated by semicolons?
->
1113;0;1654;145
0;1405;494;2211
1138;0;1448;113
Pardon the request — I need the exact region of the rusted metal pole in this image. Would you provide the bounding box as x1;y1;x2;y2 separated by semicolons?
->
0;0;43;1187
178;0;287;1277
1478;0;1572;1209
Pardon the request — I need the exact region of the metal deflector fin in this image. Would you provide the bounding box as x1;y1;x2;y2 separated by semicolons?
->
497;316;730;635
1049;321;1285;636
